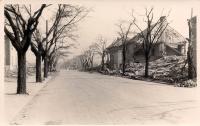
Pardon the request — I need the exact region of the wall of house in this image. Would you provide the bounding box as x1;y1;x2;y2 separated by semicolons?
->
117;49;122;68
108;48;123;69
177;45;185;54
108;49;117;69
165;46;182;56
108;43;164;67
126;43;135;63
4;36;17;72
4;36;10;66
109;53;114;68
109;43;137;69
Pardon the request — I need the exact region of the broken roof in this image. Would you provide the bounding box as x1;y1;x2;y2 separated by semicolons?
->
107;19;187;50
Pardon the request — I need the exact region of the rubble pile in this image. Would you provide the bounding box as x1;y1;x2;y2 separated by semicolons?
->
125;63;145;79
150;56;187;83
102;68;119;75
125;55;187;83
101;55;189;84
175;79;197;87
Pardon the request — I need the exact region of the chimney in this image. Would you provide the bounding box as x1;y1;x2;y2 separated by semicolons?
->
159;16;167;43
160;16;166;22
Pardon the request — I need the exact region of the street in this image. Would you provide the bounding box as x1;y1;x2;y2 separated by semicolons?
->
11;70;200;125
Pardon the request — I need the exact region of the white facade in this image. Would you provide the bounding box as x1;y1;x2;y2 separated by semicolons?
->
4;36;17;72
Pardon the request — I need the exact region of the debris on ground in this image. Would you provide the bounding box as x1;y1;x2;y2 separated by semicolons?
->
175;79;197;87
102;55;192;85
149;55;188;83
123;55;188;83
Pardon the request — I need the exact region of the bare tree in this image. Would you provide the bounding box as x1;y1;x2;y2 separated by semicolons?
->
79;48;95;70
79;54;89;70
4;4;47;94
48;42;72;72
132;8;169;78
33;4;89;78
91;36;107;71
85;48;95;68
31;30;45;82
116;20;135;75
64;56;81;70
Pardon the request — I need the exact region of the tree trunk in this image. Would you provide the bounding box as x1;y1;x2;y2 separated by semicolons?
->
36;54;42;82
90;56;94;68
44;55;48;78
49;63;52;72
91;61;93;68
101;52;105;71
145;55;149;78
17;52;27;94
122;44;126;75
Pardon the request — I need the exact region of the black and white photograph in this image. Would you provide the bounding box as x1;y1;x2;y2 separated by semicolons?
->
1;0;200;125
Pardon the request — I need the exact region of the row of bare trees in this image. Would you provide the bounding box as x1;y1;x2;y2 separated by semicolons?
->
72;8;168;77
65;7;196;82
5;4;89;94
5;4;47;94
66;36;107;71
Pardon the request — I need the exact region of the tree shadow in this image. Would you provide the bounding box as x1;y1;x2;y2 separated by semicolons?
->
5;93;29;95
5;93;17;95
27;81;36;83
4;80;17;83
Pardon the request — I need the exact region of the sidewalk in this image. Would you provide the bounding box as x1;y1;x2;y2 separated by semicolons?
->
4;73;56;124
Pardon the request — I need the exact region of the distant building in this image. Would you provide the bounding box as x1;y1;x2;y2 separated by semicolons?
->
106;17;187;69
4;35;17;72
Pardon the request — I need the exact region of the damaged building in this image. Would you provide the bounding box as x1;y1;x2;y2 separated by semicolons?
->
106;17;187;69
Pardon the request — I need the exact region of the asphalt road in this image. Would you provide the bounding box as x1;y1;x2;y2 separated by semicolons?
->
11;70;200;125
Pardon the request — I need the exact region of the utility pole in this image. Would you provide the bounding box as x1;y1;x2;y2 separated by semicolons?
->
44;20;48;78
187;8;197;79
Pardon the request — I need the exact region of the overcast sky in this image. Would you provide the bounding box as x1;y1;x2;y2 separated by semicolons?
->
20;0;199;62
62;0;199;59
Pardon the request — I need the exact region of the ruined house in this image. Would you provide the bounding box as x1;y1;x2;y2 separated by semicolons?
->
106;17;187;69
